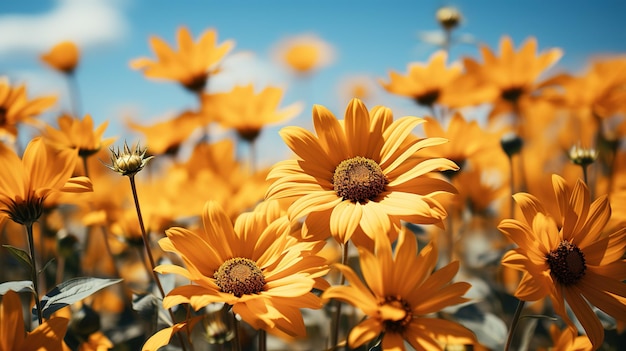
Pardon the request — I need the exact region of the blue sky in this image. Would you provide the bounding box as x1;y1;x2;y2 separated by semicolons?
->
1;0;626;165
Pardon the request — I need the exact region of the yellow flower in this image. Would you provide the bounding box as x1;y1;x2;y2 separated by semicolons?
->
459;35;562;115
538;324;593;351
126;110;204;156
421;112;497;172
40;41;80;74
322;229;475;350
0;290;69;351
43;114;116;158
379;50;463;107
153;200;329;339
273;33;334;75
0;137;92;225
499;174;626;349
203;84;303;143
265;98;457;247
0;77;57;141
130;26;234;92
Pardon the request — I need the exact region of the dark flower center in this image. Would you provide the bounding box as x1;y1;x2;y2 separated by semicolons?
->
415;90;440;107
1;196;45;226
332;156;388;203
214;257;266;297
546;240;586;286
501;87;524;104
0;107;6;126
380;296;413;334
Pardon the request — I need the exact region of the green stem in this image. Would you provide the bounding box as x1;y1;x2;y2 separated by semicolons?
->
508;153;515;219
258;329;267;351
505;299;526;351
330;242;349;349
128;175;188;351
67;72;82;117
25;222;43;325
232;312;241;351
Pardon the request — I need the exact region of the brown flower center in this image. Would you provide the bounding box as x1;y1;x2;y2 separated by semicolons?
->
1;196;45;226
546;240;586;286
332;156;387;203
214;257;266;297
501;87;524;104
0;107;7;126
380;296;413;334
415;90;440;107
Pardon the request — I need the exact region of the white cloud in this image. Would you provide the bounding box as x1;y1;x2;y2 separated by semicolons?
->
0;0;128;54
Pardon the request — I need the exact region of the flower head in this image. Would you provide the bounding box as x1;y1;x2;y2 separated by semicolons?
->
322;229;475;350
499;174;626;348
130;26;234;92
436;6;463;31
105;141;154;177
568;143;598;167
0;137;92;225
153;200;329;338
203;84;303;143
40;41;80;74
266;98;457;247
380;51;463;108
273;33;335;75
43;114;116;158
0;77;57;141
458;35;562;116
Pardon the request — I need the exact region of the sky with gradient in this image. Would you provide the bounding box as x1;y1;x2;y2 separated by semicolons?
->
1;0;625;165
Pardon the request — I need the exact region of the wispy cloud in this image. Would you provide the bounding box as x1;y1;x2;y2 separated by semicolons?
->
0;0;128;54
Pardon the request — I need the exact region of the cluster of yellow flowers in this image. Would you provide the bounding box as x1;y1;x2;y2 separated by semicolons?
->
0;8;625;351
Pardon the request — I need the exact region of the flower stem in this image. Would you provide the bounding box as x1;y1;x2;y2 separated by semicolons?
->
330;242;349;349
128;175;166;297
25;222;43;325
507;153;515;219
258;329;267;351
232;312;241;351
505;299;526;351
128;175;188;351
67;72;82;117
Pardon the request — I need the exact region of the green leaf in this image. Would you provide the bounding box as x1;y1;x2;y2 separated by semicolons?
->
0;280;34;294
39;258;56;275
36;277;123;319
2;245;32;270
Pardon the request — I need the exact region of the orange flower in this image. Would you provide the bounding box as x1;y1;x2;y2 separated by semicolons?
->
538;324;593;351
40;41;80;74
458;35;562;117
322;229;475;350
380;51;463;108
0;77;57;141
43;114;116;158
126;110;204;156
147;200;328;346
273;33;334;75
0;290;69;351
265;98;457;247
421;112;498;171
203;84;303;143
130;26;234;92
0;137;92;226
499;174;626;349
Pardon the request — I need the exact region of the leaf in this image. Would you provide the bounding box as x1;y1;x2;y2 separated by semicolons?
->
454;304;508;350
39;258;56;275
36;277;123;319
2;245;32;270
0;280;34;294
